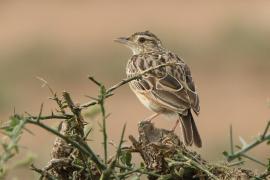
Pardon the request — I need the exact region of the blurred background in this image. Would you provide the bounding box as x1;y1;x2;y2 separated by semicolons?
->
0;1;270;179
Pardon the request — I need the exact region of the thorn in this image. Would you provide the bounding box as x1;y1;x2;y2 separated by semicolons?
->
36;76;48;88
88;76;102;86
239;136;248;147
230;124;234;155
37;103;44;123
13;107;16;116
84;95;99;101
23;127;35;135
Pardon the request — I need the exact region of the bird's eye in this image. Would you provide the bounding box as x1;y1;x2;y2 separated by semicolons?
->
138;37;146;43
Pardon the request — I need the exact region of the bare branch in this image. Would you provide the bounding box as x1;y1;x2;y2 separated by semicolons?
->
80;62;181;109
262;120;270;138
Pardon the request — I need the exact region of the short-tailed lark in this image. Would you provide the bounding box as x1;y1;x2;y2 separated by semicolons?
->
115;31;202;147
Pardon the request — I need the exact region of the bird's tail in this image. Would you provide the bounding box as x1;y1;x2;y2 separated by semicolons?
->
179;110;202;147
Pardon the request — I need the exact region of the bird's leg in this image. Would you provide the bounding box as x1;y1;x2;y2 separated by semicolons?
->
143;113;159;122
171;119;180;132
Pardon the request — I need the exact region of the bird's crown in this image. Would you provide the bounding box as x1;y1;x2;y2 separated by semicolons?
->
130;31;161;43
115;31;164;54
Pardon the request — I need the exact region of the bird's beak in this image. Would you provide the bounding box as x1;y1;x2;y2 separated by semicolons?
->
114;37;129;44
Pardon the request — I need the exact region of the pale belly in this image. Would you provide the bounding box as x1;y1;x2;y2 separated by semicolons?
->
133;89;173;114
129;86;179;122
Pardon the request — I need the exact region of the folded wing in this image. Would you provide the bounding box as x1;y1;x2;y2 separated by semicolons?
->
127;53;200;115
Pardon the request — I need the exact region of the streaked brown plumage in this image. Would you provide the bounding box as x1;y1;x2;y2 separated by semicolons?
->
115;31;202;147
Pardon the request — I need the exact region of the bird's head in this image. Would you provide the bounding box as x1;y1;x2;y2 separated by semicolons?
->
115;31;164;55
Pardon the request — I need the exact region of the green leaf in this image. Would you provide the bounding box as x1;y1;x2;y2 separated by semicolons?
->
130;175;140;180
140;162;145;168
222;151;229;157
4;116;21;134
120;151;132;167
174;167;184;177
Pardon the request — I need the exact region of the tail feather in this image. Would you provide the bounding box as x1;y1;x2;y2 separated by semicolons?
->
179;110;202;147
190;113;202;147
179;115;193;146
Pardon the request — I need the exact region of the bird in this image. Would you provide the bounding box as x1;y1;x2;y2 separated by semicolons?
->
115;31;202;147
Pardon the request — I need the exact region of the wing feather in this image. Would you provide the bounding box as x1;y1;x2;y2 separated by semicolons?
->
127;52;200;115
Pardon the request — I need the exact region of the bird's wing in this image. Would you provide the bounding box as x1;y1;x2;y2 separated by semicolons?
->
182;63;200;114
127;52;200;115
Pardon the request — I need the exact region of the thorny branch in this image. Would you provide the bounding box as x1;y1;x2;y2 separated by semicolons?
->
27;117;106;171
80;62;182;109
224;121;270;163
0;116;27;178
0;62;269;179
